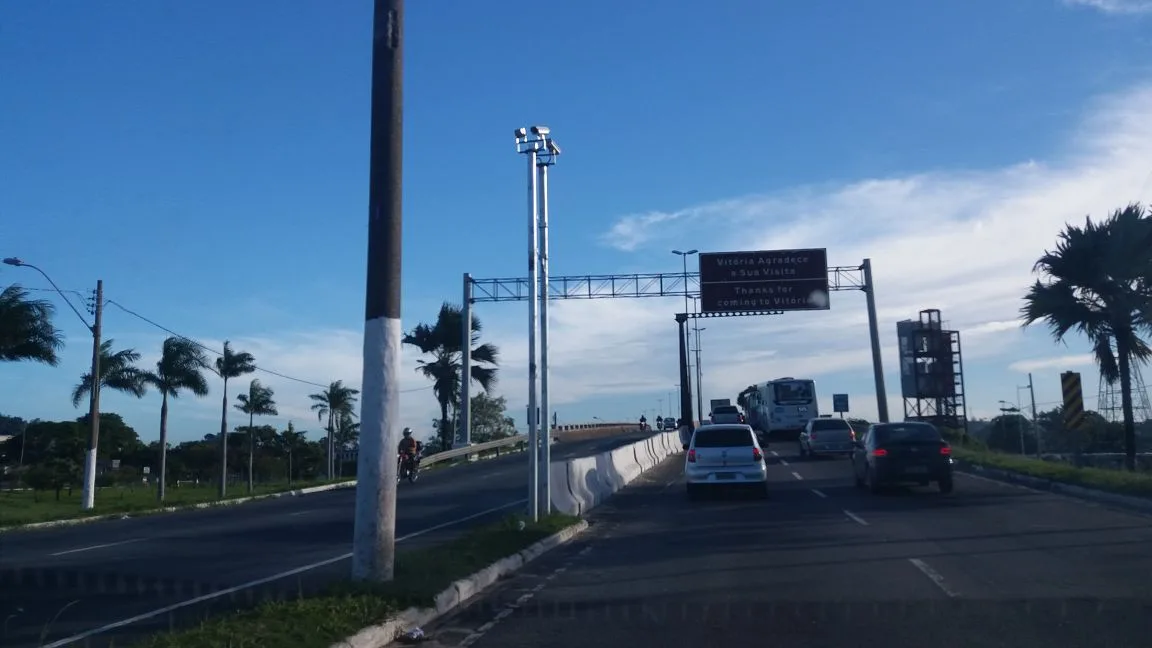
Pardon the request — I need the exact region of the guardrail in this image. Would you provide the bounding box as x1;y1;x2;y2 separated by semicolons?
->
338;422;634;466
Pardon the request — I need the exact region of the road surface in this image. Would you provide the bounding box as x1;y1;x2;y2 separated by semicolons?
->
0;431;649;648
426;443;1152;648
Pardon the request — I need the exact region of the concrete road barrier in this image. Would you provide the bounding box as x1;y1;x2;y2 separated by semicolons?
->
550;430;681;515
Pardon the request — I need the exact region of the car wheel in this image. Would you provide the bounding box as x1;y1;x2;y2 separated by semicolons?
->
798;443;807;458
938;475;954;494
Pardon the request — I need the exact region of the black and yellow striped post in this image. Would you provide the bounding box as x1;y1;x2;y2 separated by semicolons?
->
1061;371;1086;430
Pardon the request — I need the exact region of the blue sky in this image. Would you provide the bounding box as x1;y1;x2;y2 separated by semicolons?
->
3;0;1152;445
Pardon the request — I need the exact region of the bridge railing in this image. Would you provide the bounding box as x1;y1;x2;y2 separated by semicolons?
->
338;422;635;466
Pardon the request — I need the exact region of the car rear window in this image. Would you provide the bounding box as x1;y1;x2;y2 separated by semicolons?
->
694;427;753;447
874;423;940;443
812;419;851;431
714;405;738;414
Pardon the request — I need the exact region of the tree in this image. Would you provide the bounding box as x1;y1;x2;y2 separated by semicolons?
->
0;284;65;365
214;341;256;497
141;336;210;501
403;302;500;450
309;380;359;480
1021;204;1152;470
235;378;278;493
275;421;310;482
71;339;147;408
469;393;517;443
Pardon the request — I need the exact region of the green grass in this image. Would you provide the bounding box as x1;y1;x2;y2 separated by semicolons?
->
128;513;580;648
952;446;1152;497
0;479;350;528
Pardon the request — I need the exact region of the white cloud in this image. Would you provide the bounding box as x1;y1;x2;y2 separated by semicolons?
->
132;81;1152;437
547;83;1152;423
1008;354;1096;373
1064;0;1152;14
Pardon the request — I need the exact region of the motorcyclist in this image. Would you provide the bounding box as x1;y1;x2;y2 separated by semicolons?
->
398;428;420;467
655;415;664;429
639;414;648;431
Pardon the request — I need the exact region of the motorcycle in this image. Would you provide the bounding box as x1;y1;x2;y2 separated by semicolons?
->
397;452;420;484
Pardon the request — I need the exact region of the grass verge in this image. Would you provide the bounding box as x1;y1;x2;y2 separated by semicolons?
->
0;479;350;528
952;446;1152;497
128;513;580;648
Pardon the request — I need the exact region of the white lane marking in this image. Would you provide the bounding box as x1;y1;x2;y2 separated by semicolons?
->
50;538;145;557
791;471;803;480
909;558;959;597
41;499;528;648
779;459;790;466
661;478;679;491
288;510;313;517
770;450;780;457
810;489;828;499
843;510;869;526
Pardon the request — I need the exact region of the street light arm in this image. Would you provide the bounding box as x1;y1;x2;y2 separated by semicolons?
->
4;259;93;330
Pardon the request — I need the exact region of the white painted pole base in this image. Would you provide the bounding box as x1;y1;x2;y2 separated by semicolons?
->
352;316;401;581
81;447;97;510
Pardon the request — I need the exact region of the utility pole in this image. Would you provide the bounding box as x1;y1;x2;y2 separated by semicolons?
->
81;280;103;510
1028;372;1040;456
352;0;403;583
692;324;704;425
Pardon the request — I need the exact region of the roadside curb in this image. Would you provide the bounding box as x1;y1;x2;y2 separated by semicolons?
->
952;458;1152;514
329;519;590;648
0;480;358;533
0;443;542;534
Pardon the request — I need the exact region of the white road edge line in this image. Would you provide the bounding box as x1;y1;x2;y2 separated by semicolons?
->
50;538;145;557
41;499;529;648
843;510;869;526
791;471;803;480
810;489;828;499
908;558;959;597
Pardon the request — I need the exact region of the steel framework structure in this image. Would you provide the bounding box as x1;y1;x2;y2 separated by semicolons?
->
462;261;889;438
470;265;867;303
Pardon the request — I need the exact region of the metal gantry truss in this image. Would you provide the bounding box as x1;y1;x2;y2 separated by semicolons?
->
470;264;868;304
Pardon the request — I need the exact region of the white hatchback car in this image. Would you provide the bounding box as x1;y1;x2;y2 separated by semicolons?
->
683;424;769;499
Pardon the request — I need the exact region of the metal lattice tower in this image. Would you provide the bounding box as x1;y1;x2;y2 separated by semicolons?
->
1098;360;1152;424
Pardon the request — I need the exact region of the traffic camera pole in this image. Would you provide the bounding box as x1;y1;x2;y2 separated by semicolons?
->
81;279;103;510
352;0;404;583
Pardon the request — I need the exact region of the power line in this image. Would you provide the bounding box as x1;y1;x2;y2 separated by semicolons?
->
100;298;433;394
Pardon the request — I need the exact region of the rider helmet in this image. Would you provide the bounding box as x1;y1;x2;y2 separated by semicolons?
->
402;427;412;437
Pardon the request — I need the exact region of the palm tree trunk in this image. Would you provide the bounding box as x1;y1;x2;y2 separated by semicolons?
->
218;378;229;498
439;401;451;452
327;412;335;480
247;410;255;494
158;393;170;502
1117;336;1137;471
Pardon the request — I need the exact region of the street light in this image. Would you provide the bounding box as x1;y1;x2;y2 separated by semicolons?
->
999;400;1026;455
515;124;559;522
671;249;699;316
4;257;104;511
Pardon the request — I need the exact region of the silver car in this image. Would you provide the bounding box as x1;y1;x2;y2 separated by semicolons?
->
799;417;856;458
709;405;743;425
683;424;768;498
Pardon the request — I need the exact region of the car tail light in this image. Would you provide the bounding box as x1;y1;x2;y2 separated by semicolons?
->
810;432;817;440
687;449;697;462
752;447;762;461
871;448;888;457
940;446;951;455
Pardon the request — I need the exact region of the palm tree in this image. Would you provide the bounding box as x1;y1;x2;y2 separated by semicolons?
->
71;340;147;407
309;380;359;480
214;341;256;497
403;301;499;451
0;284;65;365
1021;203;1152;470
140;336;210;501
235;378;278;493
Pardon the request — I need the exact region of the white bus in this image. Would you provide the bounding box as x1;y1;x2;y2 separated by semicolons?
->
745;377;818;439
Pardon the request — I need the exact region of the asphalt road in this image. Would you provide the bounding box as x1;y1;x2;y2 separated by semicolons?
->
425;443;1152;648
0;431;650;648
